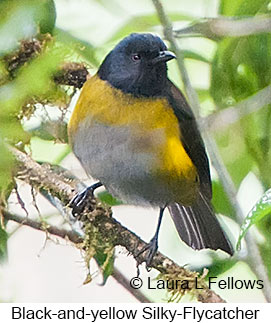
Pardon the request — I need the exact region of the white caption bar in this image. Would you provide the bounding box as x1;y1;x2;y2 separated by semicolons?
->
0;303;268;322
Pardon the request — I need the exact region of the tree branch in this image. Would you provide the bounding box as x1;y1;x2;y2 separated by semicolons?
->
152;0;201;118
3;211;82;243
53;62;89;89
174;16;271;40
201;84;271;132
152;0;271;302
3;210;150;303
112;268;151;303
7;146;226;303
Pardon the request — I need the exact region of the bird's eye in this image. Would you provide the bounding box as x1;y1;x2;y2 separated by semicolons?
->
131;54;141;61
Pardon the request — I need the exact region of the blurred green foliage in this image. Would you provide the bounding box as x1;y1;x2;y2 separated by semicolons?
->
237;188;271;249
212;180;235;217
0;0;56;55
0;0;57;192
0;224;8;262
0;0;270;299
210;0;271;276
97;191;122;206
212;0;271;188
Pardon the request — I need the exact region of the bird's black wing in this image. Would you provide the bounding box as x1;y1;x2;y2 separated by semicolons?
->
164;80;233;255
165;79;212;199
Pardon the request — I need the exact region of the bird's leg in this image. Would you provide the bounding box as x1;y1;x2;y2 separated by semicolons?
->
70;182;103;216
136;206;166;269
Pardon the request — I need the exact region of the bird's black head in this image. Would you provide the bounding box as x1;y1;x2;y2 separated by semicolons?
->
98;33;176;97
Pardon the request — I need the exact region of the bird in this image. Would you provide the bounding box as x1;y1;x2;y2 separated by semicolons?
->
68;33;233;266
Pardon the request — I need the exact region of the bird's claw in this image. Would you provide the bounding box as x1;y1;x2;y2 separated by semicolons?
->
135;237;158;270
70;186;95;216
69;182;103;216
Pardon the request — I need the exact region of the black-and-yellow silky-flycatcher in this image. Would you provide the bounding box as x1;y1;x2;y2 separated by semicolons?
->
68;33;233;266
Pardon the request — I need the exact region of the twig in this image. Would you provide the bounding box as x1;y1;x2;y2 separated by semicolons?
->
202;136;271;302
152;0;201;118
3;211;82;244
8;146;226;303
174;16;271;40
152;0;271;302
201;84;271;132
3;210;150;303
112;268;151;303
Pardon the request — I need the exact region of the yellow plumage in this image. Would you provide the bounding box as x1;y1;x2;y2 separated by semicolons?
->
68;75;197;184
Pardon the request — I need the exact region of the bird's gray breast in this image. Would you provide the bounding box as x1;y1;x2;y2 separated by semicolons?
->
72;118;163;206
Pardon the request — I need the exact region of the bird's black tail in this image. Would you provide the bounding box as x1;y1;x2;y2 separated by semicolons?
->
168;193;233;255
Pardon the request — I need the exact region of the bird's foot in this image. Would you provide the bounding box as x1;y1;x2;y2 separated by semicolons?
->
135;237;158;270
70;182;102;216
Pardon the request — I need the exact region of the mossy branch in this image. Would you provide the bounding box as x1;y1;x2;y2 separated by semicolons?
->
3;38;89;89
7;146;226;303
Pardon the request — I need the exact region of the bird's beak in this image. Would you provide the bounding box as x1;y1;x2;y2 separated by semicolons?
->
152;50;176;65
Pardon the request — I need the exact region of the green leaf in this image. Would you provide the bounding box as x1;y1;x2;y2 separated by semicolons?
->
219;0;269;16
97;191;123;206
27;137;70;165
37;0;56;34
0;142;14;192
196;89;210;102
237;188;271;250
191;254;237;277
95;249;115;285
215;130;254;187
54;28;99;67
259;238;271;278
211;0;271;109
219;0;245;16
205;257;237;278
0;224;8;262
234;0;269;16
212;180;235;217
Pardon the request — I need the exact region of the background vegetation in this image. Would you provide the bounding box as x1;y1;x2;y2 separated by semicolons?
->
0;0;270;302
